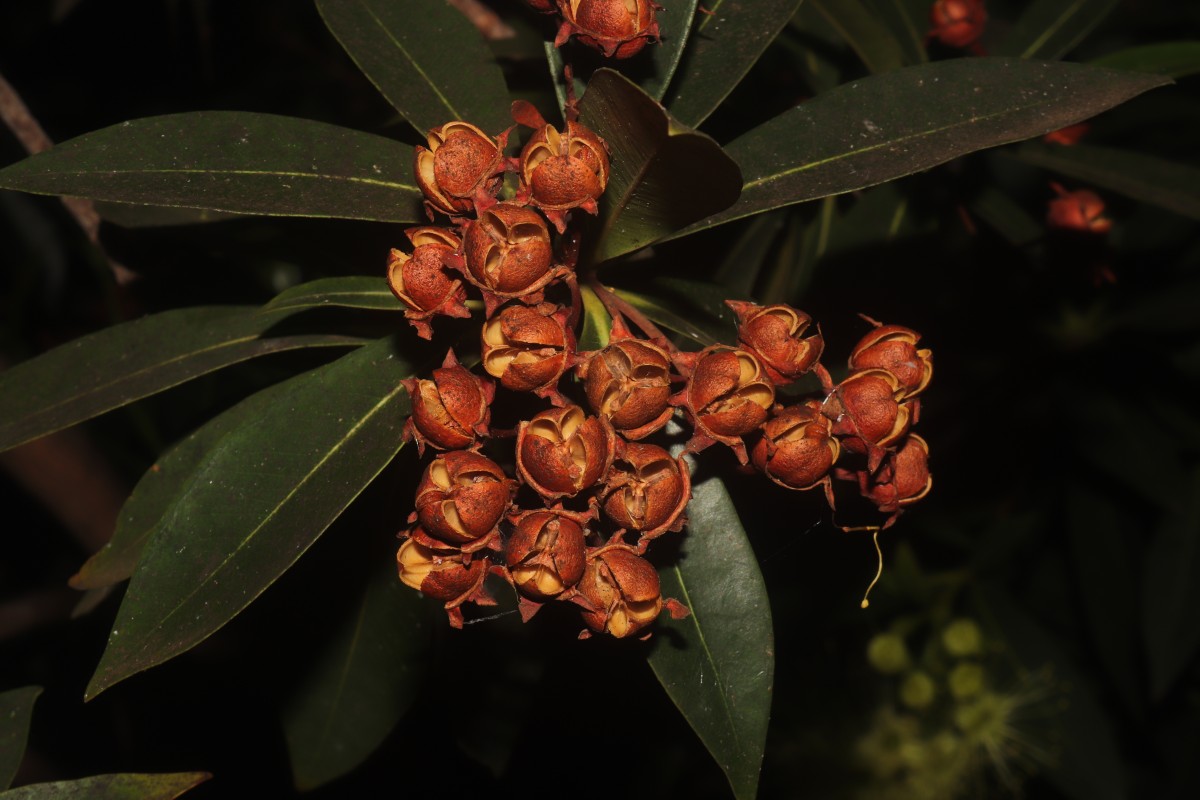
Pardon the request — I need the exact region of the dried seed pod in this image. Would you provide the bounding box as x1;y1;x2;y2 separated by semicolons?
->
929;0;986;48
1047;184;1112;233
516;405;615;500
751;401;840;500
822;369;912;471
600;442;690;548
555;0;661;58
847;322;933;400
402;351;494;454
518;120;610;231
386;227;470;340
856;434;932;521
505;509;588;603
727;300;825;385
481;303;574;395
577;544;663;638
412;450;515;552
676;346;775;464
414;121;506;217
462;203;558;305
396;537;493;629
580;335;673;440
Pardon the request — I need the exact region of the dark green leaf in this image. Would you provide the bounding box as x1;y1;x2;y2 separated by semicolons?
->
1090;41;1200;79
263;277;403;314
70;377;302;591
637;0;701;102
678;58;1167;237
648;472;774;800
665;0;802;127
613;288;723;348
314;0;511;134
0;687;41;791
94;202;242;228
712;212;789;299
578;286;612;352
995;0;1120;60
1007;142;1200;221
0;306;363;453
969;184;1044;247
1143;469;1200;702
85;337;416;699
283;557;429;791
0;112;424;223
761;198;834;304
0;773;210;800
578;69;741;264
866;0;929;66
806;0;909;74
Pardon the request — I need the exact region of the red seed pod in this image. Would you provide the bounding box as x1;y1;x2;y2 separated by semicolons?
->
518;120;610;231
856;434;932;519
752;401;841;498
516;405;615;500
676;346;775;464
401;350;494;455
481;303;575;395
822;369;912;471
1047;184;1112;234
412;450;515;552
396;537;492;628
462;204;558;307
505;509;588;602
929;0;986;49
847;322;933;400
727;300;825;385
580;335;674;440
1043;123;1090;146
600;442;690;548
577;544;663;638
386;227;471;340
555;0;661;58
414;121;506;217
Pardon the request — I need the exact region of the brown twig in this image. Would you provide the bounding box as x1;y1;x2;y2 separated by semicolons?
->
585;277;674;349
448;0;516;40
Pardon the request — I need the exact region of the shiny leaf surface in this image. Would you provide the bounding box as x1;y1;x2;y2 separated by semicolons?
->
263;277;403;314
640;0;700;101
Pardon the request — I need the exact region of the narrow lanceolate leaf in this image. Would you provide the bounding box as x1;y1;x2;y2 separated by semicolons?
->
995;0;1120;61
0;306;363;453
314;0;511;135
613;289;722;347
0;687;41;790
1007;142;1200;221
283;558;429;791
0;112;424;223
263;277;403;314
648;474;774;800
85;337;416;700
664;0;802;128
679;58;1168;237
1143;469;1200;701
578;69;741;264
867;0;929;66
639;0;700;102
70;377;301;591
1091;42;1200;79
577;286;612;352
807;0;909;74
0;772;210;800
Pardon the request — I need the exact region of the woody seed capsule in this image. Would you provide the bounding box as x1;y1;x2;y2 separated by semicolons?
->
679;346;775;463
505;509;587;601
481;303;574;394
386;227;470;340
578;545;663;638
581;337;673;439
463;203;557;300
413;450;514;550
848;323;933;399
402;350;493;454
751;401;841;493
414;121;505;217
516;405;615;500
518;120;610;231
556;0;662;59
600;442;690;547
822;369;912;469
929;0;986;48
727;300;825;385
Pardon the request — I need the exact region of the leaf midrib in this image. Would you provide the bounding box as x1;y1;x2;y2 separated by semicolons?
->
8;167;416;192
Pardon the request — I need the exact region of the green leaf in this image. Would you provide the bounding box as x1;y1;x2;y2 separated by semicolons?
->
314;0;511;135
1007;142;1200;221
866;0;929;66
806;0;909;74
613;288;723;348
0;687;41;791
0;112;424;223
995;0;1120;61
665;0;802;127
712;212;789;299
85;337;416;700
648;473;774;800
1090;41;1200;79
678;58;1168;237
0;306;363;454
577;286;612;352
94;202;242;228
70;377;303;591
969;184;1044;247
578;69;741;264
283;556;429;791
0;773;210;800
263;277;403;314
640;0;700;102
1143;468;1200;702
